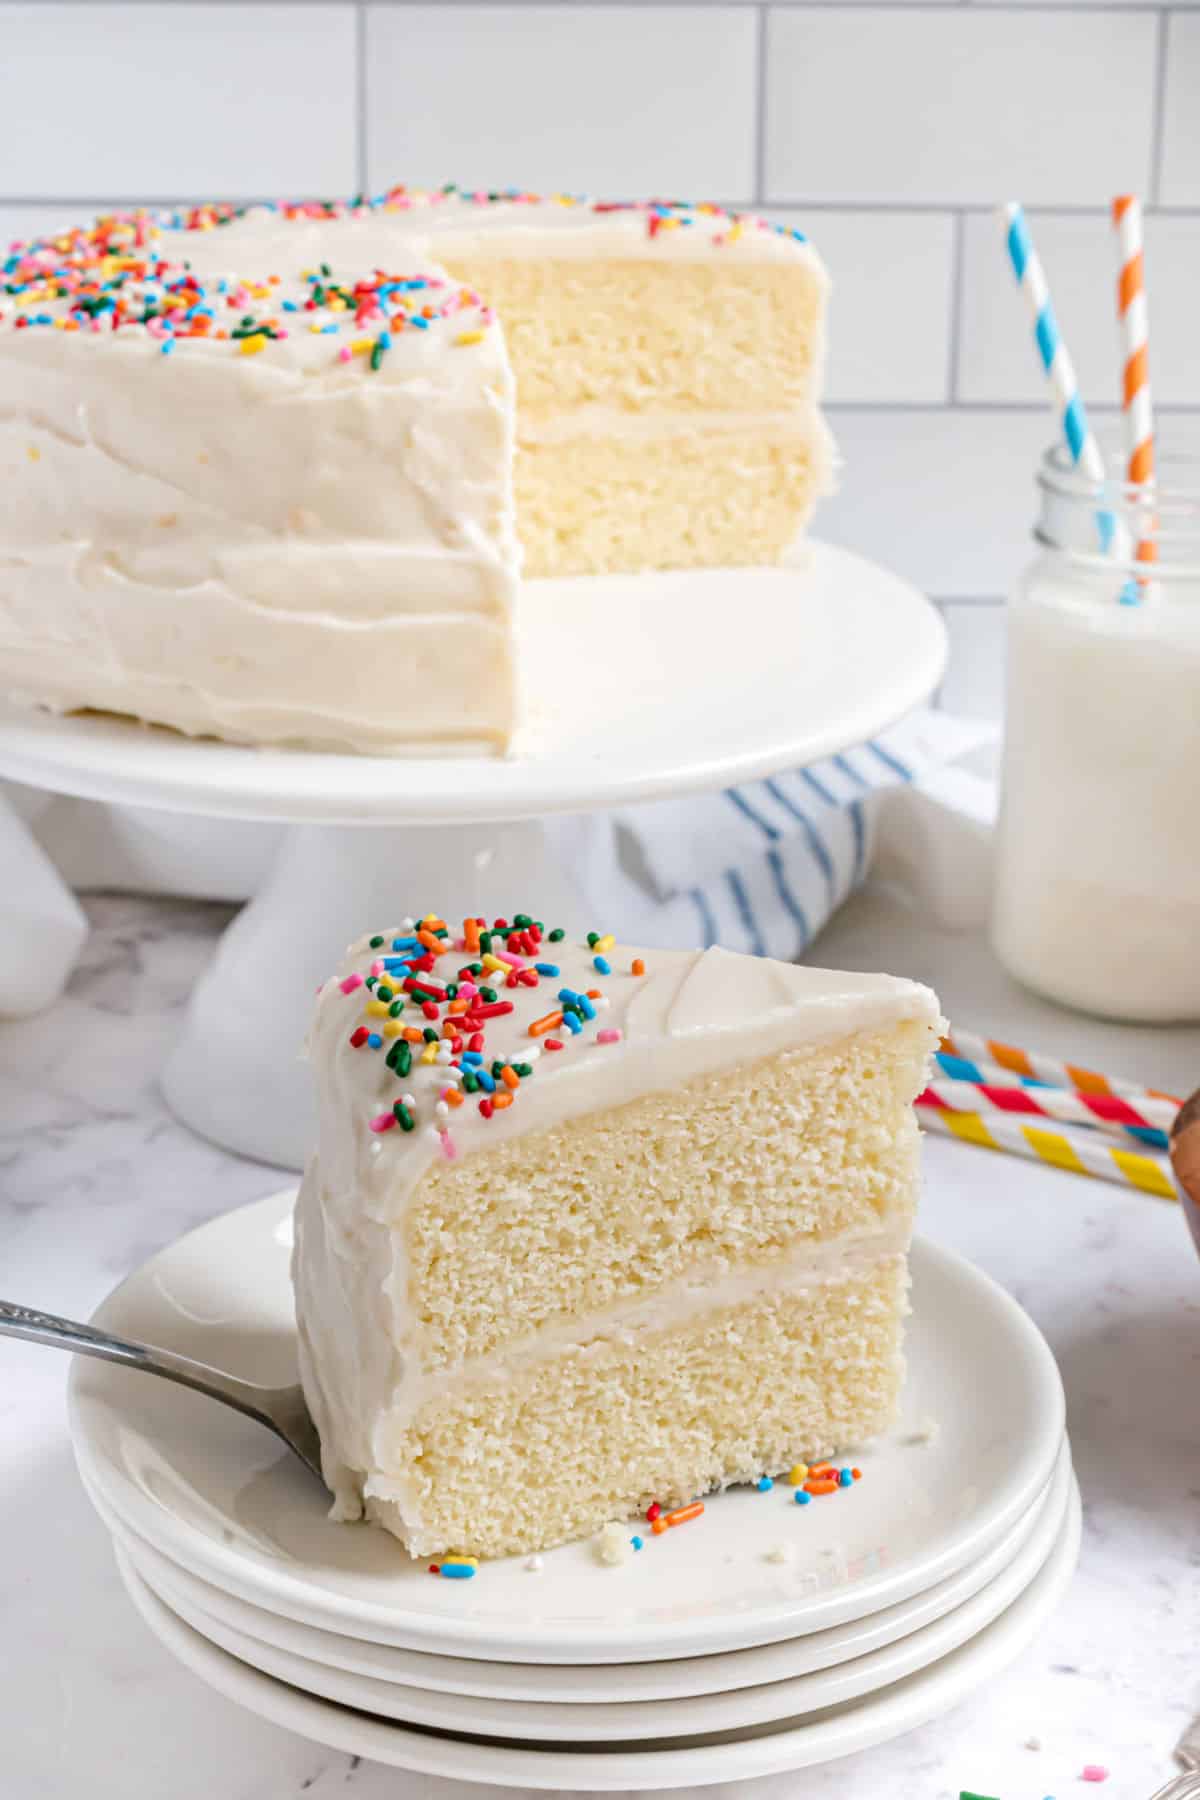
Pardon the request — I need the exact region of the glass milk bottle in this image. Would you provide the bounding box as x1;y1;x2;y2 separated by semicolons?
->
992;442;1200;1022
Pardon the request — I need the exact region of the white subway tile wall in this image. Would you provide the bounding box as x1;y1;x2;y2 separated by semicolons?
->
766;9;1158;206
817;409;1047;601
959;210;1200;409
367;7;759;198
1159;13;1200;205
771;210;956;405
937;605;1009;723
2;1;1197;723
0;6;358;197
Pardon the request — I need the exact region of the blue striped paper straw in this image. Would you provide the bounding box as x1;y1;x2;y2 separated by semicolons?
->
1002;202;1130;573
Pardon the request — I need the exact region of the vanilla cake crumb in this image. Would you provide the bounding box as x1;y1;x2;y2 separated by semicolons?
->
910;1416;942;1446
595;1523;632;1567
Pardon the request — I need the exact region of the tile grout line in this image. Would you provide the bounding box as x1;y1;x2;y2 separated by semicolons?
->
768;199;1200;216
18;0;1187;8
0;194;767;214
8;200;1200;220
1149;7;1171;206
355;2;369;196
947;210;966;405
753;4;768;209
824;399;1200;414
930;602;947;711
109;0;1200;8
766;202;1200;217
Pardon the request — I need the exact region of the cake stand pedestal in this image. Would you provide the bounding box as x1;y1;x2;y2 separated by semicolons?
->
0;543;945;1169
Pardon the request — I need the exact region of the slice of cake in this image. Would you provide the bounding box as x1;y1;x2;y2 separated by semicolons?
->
293;911;940;1560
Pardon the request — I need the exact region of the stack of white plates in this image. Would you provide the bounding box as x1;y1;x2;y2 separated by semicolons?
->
71;1189;1079;1789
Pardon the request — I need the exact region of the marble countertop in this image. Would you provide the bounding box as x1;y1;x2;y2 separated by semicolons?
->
3;888;1200;1800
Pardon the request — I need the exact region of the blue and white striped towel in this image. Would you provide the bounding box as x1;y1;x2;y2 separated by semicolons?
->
0;707;993;1018
564;709;995;961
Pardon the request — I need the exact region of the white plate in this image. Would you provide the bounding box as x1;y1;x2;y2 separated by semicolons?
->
117;1461;1075;1743
113;1482;1081;1790
0;544;945;824
82;1439;1069;1703
70;1191;1066;1662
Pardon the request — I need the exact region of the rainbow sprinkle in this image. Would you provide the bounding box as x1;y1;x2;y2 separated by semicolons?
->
6;184;809;265
0;238;493;369
787;1462;861;1504
338;913;649;1142
429;1552;478;1580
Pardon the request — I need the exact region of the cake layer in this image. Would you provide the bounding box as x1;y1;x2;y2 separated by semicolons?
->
437;254;826;417
144;189;826;311
86;193;827;426
515;421;831;577
364;1258;909;1560
308;935;939;1213
408;1024;928;1367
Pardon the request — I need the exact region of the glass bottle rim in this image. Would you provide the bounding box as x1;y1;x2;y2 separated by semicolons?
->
1035;436;1200;572
1038;440;1200;513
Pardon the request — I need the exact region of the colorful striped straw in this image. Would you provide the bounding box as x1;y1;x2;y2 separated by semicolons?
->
1112;195;1157;576
919;1075;1175;1150
1002;202;1127;565
938;1028;1181;1106
936;1048;1059;1090
918;1103;1177;1200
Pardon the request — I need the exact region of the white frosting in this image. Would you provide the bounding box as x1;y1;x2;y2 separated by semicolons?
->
0;268;519;752
292;925;939;1534
307;931;936;1190
146;193;827;276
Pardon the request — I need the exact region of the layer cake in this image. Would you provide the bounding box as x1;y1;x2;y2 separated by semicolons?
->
0;189;832;753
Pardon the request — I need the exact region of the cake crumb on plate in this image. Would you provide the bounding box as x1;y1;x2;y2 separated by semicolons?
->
594;1522;632;1567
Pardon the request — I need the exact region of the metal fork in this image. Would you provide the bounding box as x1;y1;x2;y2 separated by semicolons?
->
0;1298;324;1484
1148;1713;1200;1800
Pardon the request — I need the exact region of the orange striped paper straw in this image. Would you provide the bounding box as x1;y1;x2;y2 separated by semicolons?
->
1112;195;1156;576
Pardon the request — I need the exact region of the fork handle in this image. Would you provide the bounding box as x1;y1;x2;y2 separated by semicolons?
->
0;1298;279;1423
1148;1770;1200;1800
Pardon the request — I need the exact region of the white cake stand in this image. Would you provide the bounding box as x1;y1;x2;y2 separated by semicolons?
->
0;543;945;1168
